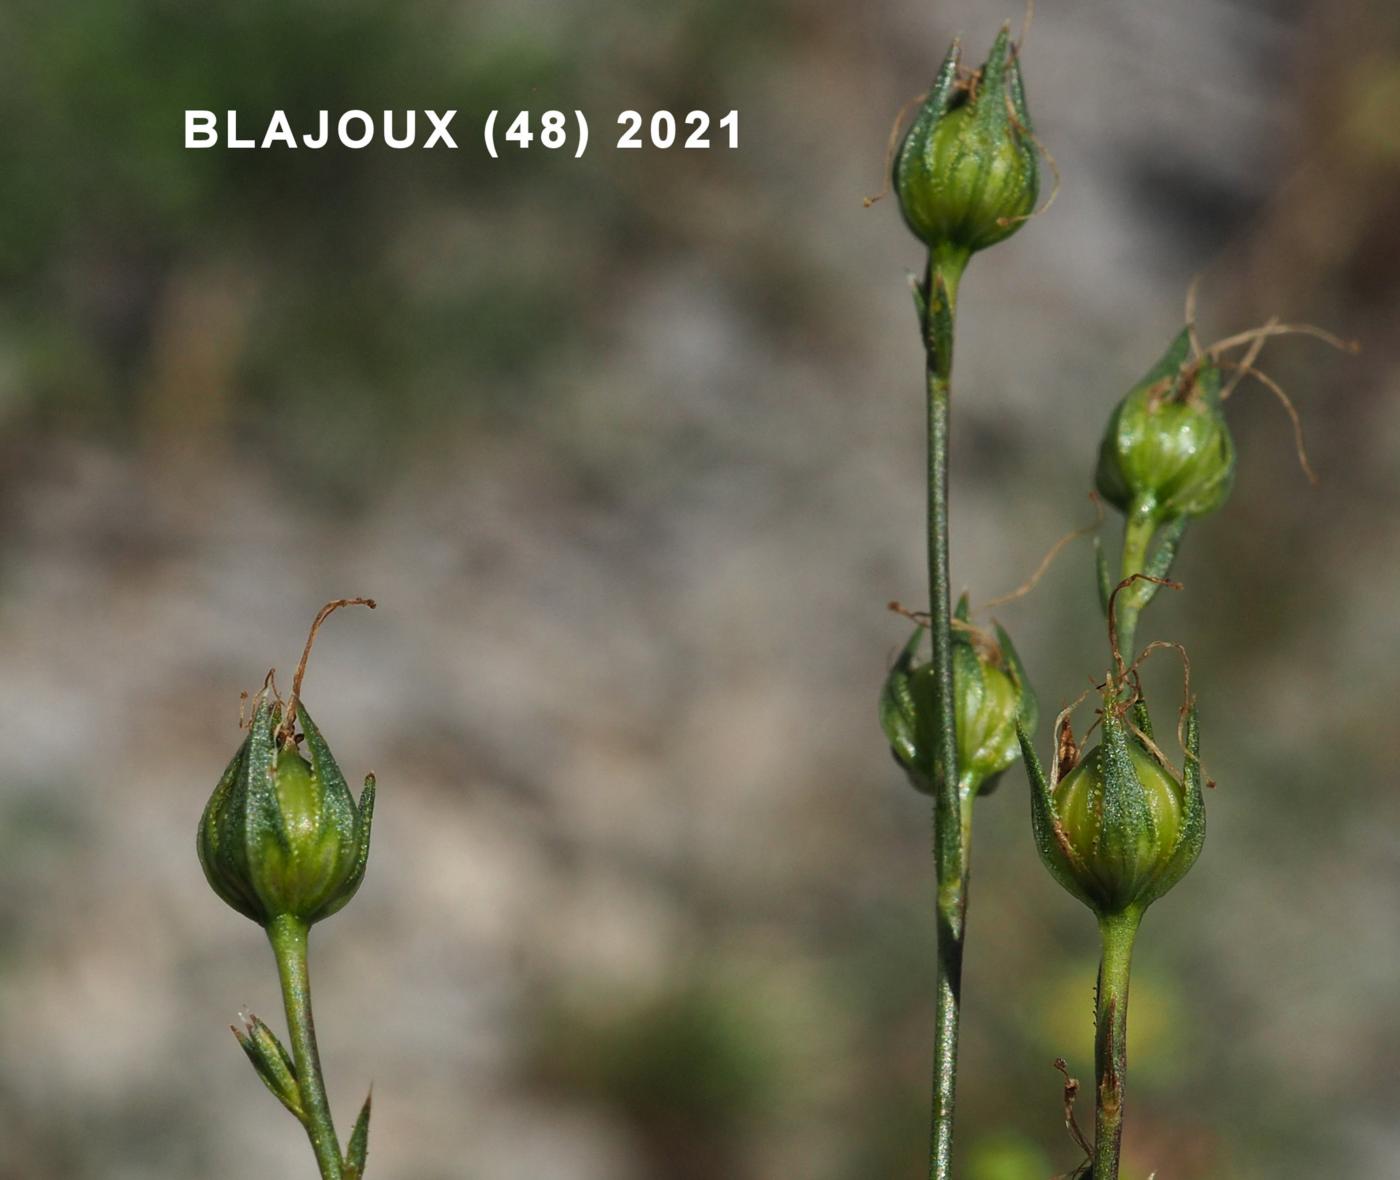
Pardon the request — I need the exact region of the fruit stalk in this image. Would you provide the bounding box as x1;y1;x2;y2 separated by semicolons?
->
269;914;343;1180
1091;909;1141;1180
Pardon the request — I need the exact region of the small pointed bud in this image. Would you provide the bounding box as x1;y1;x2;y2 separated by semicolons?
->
232;1010;304;1121
1095;329;1237;529
880;599;1037;797
197;697;376;928
1020;693;1206;919
894;27;1040;259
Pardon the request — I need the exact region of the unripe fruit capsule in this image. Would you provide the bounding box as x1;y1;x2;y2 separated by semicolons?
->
1019;695;1206;920
198;697;375;929
881;597;1037;798
1095;328;1237;527
894;27;1039;260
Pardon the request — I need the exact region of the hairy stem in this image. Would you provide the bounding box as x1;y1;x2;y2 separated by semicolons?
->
1092;909;1141;1180
1113;512;1156;665
924;242;969;1180
268;915;343;1180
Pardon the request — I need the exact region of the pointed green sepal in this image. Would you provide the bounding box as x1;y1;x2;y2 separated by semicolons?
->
894;39;964;194
1140;703;1206;909
879;626;936;793
1142;327;1194;393
1007;38;1034;134
994;620;1037;733
975;26;1014;136
1092;711;1160;910
336;774;376;909
197;732;262;923
1018;720;1096;910
976;619;1039;796
1128;697;1154;745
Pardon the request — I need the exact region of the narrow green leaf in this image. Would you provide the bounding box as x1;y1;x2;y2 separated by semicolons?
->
909;273;927;327
245;698;290;856
1094;536;1112;618
343;1088;372;1180
1140;516;1189;608
924;268;956;367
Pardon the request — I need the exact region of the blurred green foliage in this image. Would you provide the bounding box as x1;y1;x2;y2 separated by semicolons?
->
0;1;600;496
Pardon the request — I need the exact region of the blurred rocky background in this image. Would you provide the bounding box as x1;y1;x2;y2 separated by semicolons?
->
1;0;1398;1177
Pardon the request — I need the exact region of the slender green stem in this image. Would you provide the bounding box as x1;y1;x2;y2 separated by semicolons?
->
1092;909;1141;1180
923;242;968;1180
957;773;977;871
268;914;343;1180
1113;511;1156;665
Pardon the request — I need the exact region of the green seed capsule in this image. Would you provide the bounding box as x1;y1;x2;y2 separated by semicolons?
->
1095;328;1237;528
1019;697;1205;919
198;696;375;928
894;27;1039;259
880;598;1037;798
1053;740;1182;913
